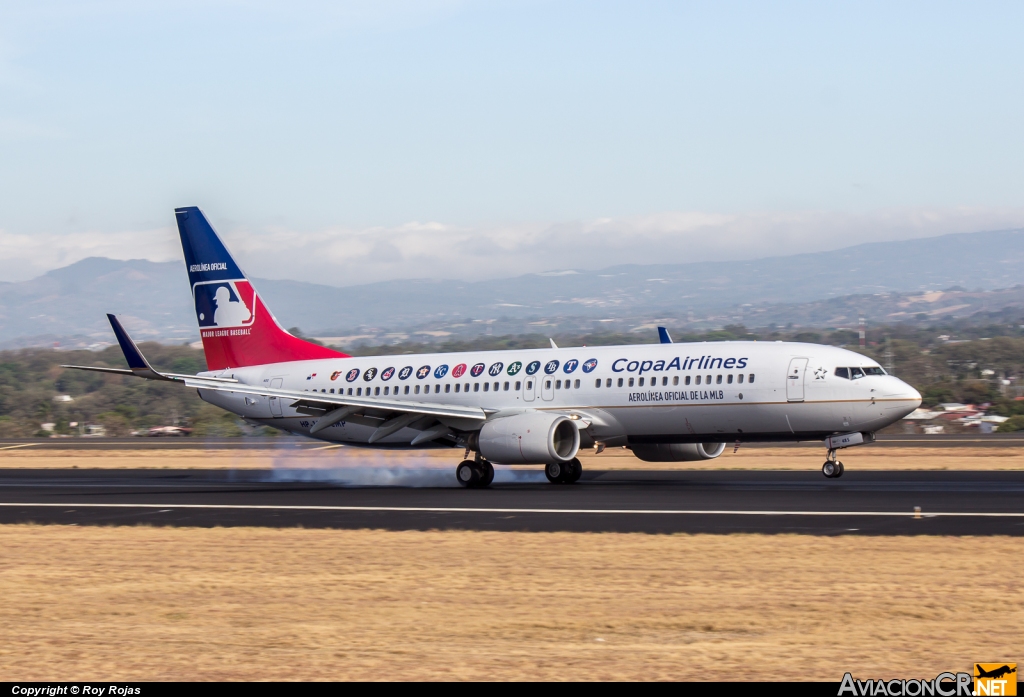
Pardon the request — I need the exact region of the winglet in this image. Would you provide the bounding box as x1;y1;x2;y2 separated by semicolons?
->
106;314;169;380
549;338;558;349
657;326;673;344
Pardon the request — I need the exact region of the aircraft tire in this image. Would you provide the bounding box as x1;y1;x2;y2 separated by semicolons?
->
835;461;844;478
822;461;838;478
566;457;582;483
478;460;495;487
457;460;480;487
545;462;566;484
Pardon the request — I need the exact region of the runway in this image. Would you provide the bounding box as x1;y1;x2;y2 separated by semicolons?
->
1;468;1023;534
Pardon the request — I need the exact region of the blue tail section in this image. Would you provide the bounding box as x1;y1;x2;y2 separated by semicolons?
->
658;326;673;344
174;207;246;287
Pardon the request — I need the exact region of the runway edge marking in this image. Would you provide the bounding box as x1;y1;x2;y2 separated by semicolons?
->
0;502;1023;517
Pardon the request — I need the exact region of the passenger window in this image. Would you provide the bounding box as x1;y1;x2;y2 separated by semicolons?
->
628;377;635;387
685;376;691;385
851;368;865;379
574;379;580;388
404;386;409;395
638;377;644;387
383;386;389;395
727;375;733;384
357;387;363;396
673;376;679;386
749;374;755;383
617;378;623;387
525;380;532;390
414;385;420;394
445;384;450;393
706;375;712;384
595;379;601;388
435;385;440;393
329;388;334;394
737;374;744;384
484;382;490;392
716;375;722;385
515;381;521;390
504;382;509;391
545;380;551;389
494;382;500;391
695;375;701;385
835;367;849;379
555;380;562;389
455;384;460;393
606;378;612;387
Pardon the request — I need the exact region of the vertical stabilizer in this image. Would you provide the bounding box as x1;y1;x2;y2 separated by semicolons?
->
174;206;348;370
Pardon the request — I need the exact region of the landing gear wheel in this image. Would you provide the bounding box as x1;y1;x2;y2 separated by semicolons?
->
478;460;495;487
822;461;838;478
457;460;480;487
566;457;582;484
545;461;566;484
834;461;844;478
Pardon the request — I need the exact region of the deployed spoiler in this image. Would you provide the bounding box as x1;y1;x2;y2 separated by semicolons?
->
62;315;487;423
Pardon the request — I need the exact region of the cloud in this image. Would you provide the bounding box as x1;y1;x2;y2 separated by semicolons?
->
2;206;1023;285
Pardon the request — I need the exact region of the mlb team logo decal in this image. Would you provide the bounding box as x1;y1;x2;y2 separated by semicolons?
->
470;363;486;377
330;371;342;381
345;368;360;382
193;280;256;329
544;360;560;374
563;359;579;374
416;365;431;379
434;365;449;379
582;358;598;373
363;367;377;381
506;361;522;376
452;363;467;378
525;361;541;375
381;367;395;381
488;362;504;376
399;366;413;380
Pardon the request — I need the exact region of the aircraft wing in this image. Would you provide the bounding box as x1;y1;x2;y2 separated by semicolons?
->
62;315;486;424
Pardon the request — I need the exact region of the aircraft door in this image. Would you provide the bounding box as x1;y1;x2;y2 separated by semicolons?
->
269;377;284;416
786;358;808;402
523;376;536;402
541;375;555;401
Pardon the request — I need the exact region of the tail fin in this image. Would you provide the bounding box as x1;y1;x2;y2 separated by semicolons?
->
174;206;348;370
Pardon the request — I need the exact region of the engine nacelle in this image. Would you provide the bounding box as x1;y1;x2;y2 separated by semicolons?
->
630;442;726;462
478;412;580;465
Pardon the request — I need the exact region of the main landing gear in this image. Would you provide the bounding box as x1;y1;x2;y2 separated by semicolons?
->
545;458;582;485
822;449;845;479
456;457;494;488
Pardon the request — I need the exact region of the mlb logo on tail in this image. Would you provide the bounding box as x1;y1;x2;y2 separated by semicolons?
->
193;279;256;329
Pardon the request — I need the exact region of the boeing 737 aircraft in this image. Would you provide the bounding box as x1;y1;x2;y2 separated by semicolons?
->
64;207;922;487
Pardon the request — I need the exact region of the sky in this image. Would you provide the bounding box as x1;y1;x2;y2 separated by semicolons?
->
1;0;1023;285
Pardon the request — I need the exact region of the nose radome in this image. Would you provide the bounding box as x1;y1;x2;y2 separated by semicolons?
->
886;378;921;405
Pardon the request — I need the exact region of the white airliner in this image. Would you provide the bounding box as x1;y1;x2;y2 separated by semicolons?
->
65;207;922;487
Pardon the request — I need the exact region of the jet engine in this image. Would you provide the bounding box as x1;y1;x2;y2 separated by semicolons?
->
630;442;726;462
477;412;580;465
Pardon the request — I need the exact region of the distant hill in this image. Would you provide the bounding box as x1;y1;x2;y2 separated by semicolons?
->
2;227;1023;348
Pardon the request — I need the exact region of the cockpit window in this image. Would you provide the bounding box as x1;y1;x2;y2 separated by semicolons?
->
850;367;865;379
863;367;886;376
835;367;850;379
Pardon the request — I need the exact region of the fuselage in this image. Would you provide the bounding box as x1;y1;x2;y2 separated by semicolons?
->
197;340;922;448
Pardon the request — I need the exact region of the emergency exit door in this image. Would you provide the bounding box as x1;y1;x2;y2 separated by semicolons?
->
269;377;284;416
786;358;808;402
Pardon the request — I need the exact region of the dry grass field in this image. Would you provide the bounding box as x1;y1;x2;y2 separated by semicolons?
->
1;444;1023;471
0;525;1020;681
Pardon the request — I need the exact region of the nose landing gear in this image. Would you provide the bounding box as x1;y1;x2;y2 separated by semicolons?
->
822;449;845;478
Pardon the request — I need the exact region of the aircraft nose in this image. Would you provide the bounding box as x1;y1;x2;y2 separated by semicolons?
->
890;378;921;407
